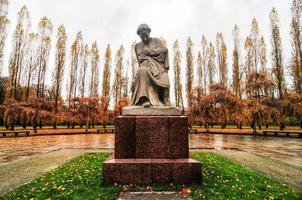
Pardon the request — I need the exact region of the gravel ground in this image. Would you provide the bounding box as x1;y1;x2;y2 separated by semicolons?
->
215;150;302;192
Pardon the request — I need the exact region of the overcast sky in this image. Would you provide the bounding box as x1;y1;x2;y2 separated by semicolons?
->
2;0;293;100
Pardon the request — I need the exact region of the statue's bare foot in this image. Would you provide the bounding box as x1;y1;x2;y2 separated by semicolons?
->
142;101;151;107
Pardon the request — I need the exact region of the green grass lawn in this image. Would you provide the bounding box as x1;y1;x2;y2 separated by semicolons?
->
1;152;300;200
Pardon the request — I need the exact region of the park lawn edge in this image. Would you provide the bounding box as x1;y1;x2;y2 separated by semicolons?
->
0;152;300;200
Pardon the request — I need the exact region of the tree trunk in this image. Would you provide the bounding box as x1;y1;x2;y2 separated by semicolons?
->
280;122;285;131
33;116;37;133
9;119;14;131
39;119;42;129
92;117;95;128
53;119;57;129
22;114;27;129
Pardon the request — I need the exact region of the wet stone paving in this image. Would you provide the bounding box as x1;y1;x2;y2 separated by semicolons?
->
0;133;301;168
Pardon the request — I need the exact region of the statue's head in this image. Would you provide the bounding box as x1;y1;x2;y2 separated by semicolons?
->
137;24;151;44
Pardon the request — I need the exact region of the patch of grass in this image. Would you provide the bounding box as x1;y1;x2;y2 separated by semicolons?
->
1;152;300;200
190;152;301;199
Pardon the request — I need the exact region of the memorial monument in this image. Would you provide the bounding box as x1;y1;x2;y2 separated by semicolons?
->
103;24;201;185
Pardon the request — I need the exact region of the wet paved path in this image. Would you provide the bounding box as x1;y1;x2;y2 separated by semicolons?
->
215;150;302;192
0;133;300;168
190;134;302;168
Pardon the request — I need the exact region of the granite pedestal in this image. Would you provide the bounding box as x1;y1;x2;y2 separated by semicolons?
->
103;108;201;185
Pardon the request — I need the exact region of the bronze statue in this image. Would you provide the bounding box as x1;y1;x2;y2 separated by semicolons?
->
131;24;170;107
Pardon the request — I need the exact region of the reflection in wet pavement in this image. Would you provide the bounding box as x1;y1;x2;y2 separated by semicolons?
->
0;134;301;168
190;134;302;168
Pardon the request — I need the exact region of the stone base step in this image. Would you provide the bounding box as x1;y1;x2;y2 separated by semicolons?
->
103;157;201;185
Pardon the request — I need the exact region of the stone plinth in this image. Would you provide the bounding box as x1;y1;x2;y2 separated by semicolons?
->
103;157;201;185
103;114;201;185
122;106;182;116
115;116;189;159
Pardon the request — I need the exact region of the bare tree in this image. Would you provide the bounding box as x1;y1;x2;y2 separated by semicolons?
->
36;16;53;98
290;0;302;93
8;6;30;100
0;0;9;74
52;25;67;128
79;44;89;97
244;36;254;97
201;35;209;94
207;42;216;90
186;37;194;108
173;40;183;108
89;41;99;98
113;45;124;107
67;31;83;107
250;18;260;73
232;25;242;99
216;32;228;86
102;44;111;99
270;7;285;99
24;32;38;101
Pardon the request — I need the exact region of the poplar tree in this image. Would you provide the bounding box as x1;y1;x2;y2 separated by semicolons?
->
270;7;285;99
52;25;67;128
24;32;38;101
290;0;302;93
244;37;254;97
216;32;227;86
100;44;112;127
173;40;183;107
196;51;202;88
102;44;111;99
0;0;9;74
8;6;30;99
207;42;216;90
113;45;124;107
201;36;209;94
232;25;242;98
67;31;82;107
36;16;53;98
186;37;194;108
79;44;89;97
122;60;129;98
89;41;99;98
259;36;267;72
250;18;261;73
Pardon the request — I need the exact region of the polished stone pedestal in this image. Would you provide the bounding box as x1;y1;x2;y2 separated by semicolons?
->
103;157;201;185
103;115;201;185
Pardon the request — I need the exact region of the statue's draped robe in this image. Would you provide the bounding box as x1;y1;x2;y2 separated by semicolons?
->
131;38;170;106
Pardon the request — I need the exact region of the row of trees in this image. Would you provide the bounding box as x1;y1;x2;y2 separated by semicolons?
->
0;0;302;131
183;1;302;129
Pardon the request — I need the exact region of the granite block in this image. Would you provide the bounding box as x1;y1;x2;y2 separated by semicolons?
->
114;116;189;159
103;158;201;185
